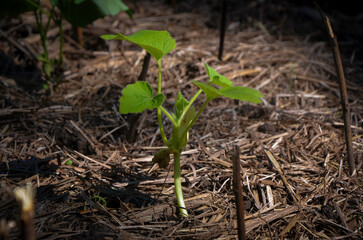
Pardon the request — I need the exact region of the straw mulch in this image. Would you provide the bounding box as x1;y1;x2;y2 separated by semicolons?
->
1;1;362;239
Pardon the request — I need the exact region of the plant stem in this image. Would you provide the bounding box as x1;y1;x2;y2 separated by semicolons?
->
173;151;188;217
157;108;170;147
159;106;176;126
177;89;203;126
156;60;170;147
54;12;64;66
157;60;162;94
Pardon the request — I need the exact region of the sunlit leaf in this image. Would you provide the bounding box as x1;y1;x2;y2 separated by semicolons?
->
218;86;263;103
119;81;164;114
101;30;176;61
205;63;232;87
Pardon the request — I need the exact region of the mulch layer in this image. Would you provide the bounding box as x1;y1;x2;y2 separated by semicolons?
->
1;1;362;239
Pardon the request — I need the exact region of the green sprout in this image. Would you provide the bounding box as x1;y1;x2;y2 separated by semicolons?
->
101;30;263;217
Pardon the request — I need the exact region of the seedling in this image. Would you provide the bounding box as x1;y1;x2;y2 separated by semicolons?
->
101;30;263;217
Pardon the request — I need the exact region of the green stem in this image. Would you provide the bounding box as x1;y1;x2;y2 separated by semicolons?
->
159;106;177;126
157;60;162;93
157;108;170;147
26;0;51;17
155;60;170;147
177;89;203;126
173;151;188;217
53;11;64;66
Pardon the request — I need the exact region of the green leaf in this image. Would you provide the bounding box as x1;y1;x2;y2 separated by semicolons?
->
119;81;165;114
51;0;132;27
180;105;195;133
174;92;189;119
192;81;221;101
101;30;176;61
152;93;165;107
65;160;73;165
218;86;263;103
205;63;232;87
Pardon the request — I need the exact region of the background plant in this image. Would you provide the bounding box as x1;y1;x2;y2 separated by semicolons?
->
0;0;132;89
101;30;263;217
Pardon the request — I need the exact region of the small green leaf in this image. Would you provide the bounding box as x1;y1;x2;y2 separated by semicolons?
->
219;86;263;103
174;92;189;119
192;81;221;101
101;30;176;61
205;63;232;87
43;62;52;78
119;81;164;114
152;94;165;108
65;160;73;165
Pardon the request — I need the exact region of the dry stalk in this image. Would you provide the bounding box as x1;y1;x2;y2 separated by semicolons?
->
314;2;356;176
232;145;246;240
13;184;35;240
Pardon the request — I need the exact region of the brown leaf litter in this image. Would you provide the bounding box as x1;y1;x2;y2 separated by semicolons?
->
1;1;362;239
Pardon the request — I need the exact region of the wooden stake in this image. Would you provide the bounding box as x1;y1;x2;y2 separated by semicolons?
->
218;0;228;61
232;145;246;240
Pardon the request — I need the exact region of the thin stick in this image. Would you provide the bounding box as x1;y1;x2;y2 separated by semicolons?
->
315;3;356;176
138;52;151;81
232;145;246;240
218;0;228;61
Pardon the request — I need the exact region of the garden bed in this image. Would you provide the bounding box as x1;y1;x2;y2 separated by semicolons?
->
1;1;362;239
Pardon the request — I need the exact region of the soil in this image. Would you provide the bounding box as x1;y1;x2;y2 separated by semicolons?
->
1;0;362;239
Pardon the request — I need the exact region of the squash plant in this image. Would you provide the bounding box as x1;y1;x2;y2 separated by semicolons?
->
101;30;263;217
0;0;132;88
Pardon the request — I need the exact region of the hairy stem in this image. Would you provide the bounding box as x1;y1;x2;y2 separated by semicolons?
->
173;151;188;217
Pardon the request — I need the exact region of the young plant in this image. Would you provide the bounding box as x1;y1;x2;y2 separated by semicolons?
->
101;30;263;217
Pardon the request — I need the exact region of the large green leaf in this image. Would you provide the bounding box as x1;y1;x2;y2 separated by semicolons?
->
119;81;164;114
51;0;132;27
195;64;263;103
205;63;232;87
219;86;263;103
101;30;176;61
